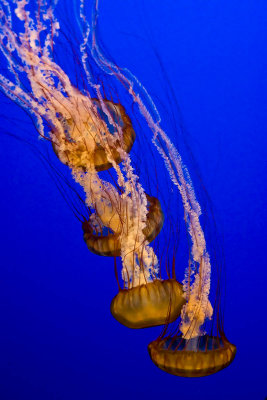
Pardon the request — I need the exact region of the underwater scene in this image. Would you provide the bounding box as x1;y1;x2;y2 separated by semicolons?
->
0;1;266;399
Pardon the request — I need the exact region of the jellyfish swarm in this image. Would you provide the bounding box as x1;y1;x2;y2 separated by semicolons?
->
0;0;185;330
88;0;236;375
77;103;184;329
0;0;237;375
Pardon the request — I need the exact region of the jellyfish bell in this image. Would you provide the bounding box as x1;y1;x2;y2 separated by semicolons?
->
108;216;185;330
145;225;237;374
105;191;185;329
146;217;236;376
52;98;136;172
148;334;236;377
111;279;185;329
109;225;186;330
146;202;237;375
148;272;235;376
82;193;164;257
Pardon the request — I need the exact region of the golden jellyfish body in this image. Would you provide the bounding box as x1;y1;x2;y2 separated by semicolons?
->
111;279;185;329
82;194;164;257
53;99;135;172
148;335;236;377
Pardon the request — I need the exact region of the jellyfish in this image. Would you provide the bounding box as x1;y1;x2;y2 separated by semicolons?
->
52;99;136;172
82;193;164;257
148;334;236;377
0;0;185;330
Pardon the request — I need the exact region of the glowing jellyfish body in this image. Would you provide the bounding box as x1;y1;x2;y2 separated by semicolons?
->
148;335;236;377
111;279;185;329
83;194;164;257
53;100;136;172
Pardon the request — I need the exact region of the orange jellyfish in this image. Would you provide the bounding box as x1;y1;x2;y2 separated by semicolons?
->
147;251;236;377
82;192;164;257
52;99;136;172
111;279;185;330
148;333;236;377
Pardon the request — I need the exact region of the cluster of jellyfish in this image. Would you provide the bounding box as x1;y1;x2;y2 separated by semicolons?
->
0;0;236;377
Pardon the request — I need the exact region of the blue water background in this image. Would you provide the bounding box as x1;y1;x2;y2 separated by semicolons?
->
0;1;266;399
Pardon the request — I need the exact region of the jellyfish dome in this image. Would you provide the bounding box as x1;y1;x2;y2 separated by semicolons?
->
52;99;136;172
83;193;164;257
111;279;185;329
148;335;236;377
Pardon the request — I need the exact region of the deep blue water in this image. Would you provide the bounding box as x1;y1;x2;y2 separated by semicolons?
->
0;1;266;399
